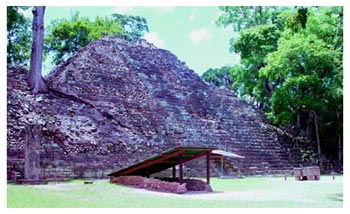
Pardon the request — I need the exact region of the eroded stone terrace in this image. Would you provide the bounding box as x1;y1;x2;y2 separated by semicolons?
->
7;36;310;181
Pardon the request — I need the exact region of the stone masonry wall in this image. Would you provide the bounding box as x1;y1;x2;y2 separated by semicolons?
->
7;37;311;181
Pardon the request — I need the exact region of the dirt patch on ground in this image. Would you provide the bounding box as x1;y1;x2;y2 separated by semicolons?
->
33;182;83;191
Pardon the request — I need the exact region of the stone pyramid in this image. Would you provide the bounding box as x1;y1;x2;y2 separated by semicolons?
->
7;37;310;181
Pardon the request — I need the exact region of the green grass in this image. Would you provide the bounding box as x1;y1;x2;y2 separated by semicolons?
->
7;175;343;208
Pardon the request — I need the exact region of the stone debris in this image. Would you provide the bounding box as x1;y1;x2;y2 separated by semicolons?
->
111;176;188;194
7;37;312;181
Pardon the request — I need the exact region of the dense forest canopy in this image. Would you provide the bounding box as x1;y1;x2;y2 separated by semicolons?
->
203;6;343;160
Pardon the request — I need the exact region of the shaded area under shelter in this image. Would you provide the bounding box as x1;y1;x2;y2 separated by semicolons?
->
211;149;245;178
108;146;217;184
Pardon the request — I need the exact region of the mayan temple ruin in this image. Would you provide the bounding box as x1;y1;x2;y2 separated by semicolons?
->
7;36;313;181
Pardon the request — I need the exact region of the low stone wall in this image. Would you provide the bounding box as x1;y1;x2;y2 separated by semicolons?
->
110;176;212;194
156;177;212;191
182;179;212;191
294;166;320;181
110;176;187;194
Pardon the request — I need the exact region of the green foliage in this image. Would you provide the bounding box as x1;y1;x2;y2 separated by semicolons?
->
45;12;123;65
7;6;32;66
283;7;309;32
111;13;149;42
217;6;288;108
202;66;234;90
306;7;343;50
231;24;281;107
217;6;342;158
260;8;342;128
300;149;315;162
45;12;149;65
216;6;288;31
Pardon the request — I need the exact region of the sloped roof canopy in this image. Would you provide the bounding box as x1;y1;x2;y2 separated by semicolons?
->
108;146;217;177
212;150;245;159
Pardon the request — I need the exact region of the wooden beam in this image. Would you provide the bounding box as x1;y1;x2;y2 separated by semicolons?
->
159;161;178;164
221;156;224;174
172;166;176;179
179;152;183;184
180;150;208;163
182;154;197;157
115;148;216;177
119;150;183;176
206;151;210;184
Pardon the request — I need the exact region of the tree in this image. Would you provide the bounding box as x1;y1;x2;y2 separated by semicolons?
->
7;6;31;66
202;66;234;90
258;7;342;157
111;13;149;42
231;24;281;109
45;13;123;65
216;6;287;32
217;6;342;158
216;7;288;109
46;13;149;65
28;6;47;94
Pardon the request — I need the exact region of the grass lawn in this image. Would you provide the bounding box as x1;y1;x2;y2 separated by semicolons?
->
7;175;343;208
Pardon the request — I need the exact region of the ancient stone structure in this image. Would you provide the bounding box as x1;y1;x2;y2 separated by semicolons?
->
294;166;320;181
110;176;189;194
24;124;41;180
7;37;312;181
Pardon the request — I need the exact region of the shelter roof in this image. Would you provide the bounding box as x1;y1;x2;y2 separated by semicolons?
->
212;150;245;159
108;146;217;177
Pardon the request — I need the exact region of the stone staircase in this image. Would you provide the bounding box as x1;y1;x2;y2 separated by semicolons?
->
7;37;312;181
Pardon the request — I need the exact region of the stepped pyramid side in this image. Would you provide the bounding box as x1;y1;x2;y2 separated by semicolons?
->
7;37;311;181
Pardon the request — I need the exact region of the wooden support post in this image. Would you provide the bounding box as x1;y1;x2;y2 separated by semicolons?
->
206;151;210;184
237;159;241;177
179;152;183;184
172;166;176;179
146;166;150;178
221;156;224;175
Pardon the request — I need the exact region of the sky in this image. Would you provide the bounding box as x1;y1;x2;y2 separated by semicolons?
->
41;6;240;75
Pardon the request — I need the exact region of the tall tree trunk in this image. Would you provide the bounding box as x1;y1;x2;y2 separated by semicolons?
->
306;111;313;140
311;110;321;156
338;135;342;161
7;34;13;64
28;6;47;95
296;109;301;129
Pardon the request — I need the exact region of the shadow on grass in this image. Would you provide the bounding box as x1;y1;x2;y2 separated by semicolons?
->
184;190;225;195
328;193;343;202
